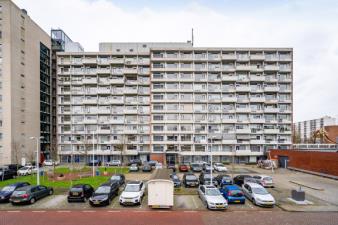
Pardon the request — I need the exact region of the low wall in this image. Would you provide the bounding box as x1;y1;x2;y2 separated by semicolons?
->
270;149;338;176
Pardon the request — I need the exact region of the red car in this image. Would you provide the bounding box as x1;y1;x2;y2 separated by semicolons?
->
179;164;189;172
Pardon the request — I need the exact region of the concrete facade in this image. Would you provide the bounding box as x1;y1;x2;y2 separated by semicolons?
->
57;43;293;164
0;0;51;165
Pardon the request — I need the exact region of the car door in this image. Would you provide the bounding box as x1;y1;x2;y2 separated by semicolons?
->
37;186;48;198
199;186;206;204
30;187;40;199
242;184;250;198
252;175;261;184
140;182;145;197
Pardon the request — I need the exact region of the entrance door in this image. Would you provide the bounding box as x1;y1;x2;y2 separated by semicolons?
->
166;154;176;164
278;156;289;168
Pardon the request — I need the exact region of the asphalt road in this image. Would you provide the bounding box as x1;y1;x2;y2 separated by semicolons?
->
0;210;337;225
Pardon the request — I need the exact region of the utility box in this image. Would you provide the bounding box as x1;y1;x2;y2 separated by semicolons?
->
291;189;305;201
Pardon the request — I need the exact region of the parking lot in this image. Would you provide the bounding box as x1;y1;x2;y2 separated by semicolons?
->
1;165;337;212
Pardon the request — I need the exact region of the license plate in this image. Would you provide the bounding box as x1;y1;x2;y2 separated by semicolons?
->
235;200;240;203
72;192;78;196
13;200;20;203
216;205;224;208
94;201;100;204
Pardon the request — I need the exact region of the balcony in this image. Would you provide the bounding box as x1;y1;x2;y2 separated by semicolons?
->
264;108;279;113
124;88;138;94
83;58;97;64
221;54;236;60
124;68;138;74
236;108;251;113
250;97;265;102
97;68;111;74
83;99;97;104
124;109;138;114
83;78;97;84
236;65;250;71
98;109;111;114
236;128;251;134
250;54;265;60
264;65;279;71
222;118;237;123
110;58;124;64
250;75;265;81
111;78;124;84
125;150;139;155
97;89;111;94
97;129;111;134
84;119;98;124
265;77;278;82
250;118;265;123
222;76;237;82
250;66;264;72
279;67;292;72
111;98;124;104
264;86;279;92
110;119;124;124
250;139;265;144
222;96;237;102
236;86;250;92
264;129;280;134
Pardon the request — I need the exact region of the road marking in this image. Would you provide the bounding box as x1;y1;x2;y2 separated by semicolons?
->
259;211;272;213
82;210;96;213
7;211;20;213
183;211;197;213
57;210;71;213
107;210;121;213
158;211;171;213
32;211;46;213
233;211;246;213
191;196;198;209
133;210;149;213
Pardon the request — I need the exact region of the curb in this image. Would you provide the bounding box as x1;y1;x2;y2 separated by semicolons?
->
289;181;324;191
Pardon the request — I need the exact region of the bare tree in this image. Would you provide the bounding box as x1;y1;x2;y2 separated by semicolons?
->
12;141;21;170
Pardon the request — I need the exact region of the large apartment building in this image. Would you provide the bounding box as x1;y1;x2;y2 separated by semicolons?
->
0;0;51;165
57;42;293;164
293;116;336;143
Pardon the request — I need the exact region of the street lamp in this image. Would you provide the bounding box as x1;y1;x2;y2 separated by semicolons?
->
92;131;95;177
29;136;44;185
208;136;215;185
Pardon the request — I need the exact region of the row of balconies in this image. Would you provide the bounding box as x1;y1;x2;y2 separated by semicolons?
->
151;65;291;72
58;68;150;76
58;58;151;65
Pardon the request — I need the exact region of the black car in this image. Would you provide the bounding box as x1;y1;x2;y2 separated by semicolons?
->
142;164;152;172
109;174;125;187
0;182;30;203
233;175;252;186
190;163;203;172
89;182;119;206
0;168;17;181
170;173;181;188
10;185;53;205
147;160;158;167
167;163;176;172
87;160;101;166
67;184;94;202
183;173;199;188
128;159;142;166
5;164;23;173
215;174;233;186
199;172;217;186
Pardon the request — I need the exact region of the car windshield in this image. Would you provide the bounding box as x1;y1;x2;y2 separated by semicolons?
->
204;174;212;179
191;164;200;167
252;187;269;195
95;186;110;194
206;189;221;196
20;167;30;170
70;187;83;192
263;177;273;181
111;176;121;181
215;163;223;166
229;190;243;197
13;190;26;195
125;185;140;192
172;175;179;180
222;176;230;180
1;186;16;192
131;164;137;167
186;175;197;181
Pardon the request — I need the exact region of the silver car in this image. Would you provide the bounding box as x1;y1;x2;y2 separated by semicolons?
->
198;185;228;210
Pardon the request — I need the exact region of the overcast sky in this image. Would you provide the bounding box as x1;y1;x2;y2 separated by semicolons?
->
13;0;338;123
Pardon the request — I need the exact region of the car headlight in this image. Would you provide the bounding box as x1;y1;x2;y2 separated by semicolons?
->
256;197;263;201
208;202;215;206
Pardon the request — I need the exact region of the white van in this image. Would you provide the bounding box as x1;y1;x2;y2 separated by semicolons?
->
147;179;174;208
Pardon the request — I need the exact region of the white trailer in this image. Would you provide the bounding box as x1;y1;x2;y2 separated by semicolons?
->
147;179;174;209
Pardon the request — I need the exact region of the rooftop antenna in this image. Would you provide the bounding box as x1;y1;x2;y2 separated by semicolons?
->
191;28;194;46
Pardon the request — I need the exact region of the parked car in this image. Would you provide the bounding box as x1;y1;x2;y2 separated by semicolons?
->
128;159;142;166
43;160;59;166
182;173;199;188
106;160;121;167
16;166;31;176
142;164;152;172
129;164;139;172
5;164;23;173
170;173;181;188
215;174;233;186
213;163;228;172
147;160;158;167
0;182;30;203
219;185;245;204
109;174;125;187
167;163;176;172
0;168;17;181
87;160;101;166
198;185;228;210
242;183;275;207
148;179;174;209
243;177;260;185
89;182;119;206
179;164;189;172
10;185;53;204
252;175;274;188
119;181;146;206
67;184;94;202
203;164;214;172
199;172;217;186
190;163;203;172
155;163;163;169
233;175;252;186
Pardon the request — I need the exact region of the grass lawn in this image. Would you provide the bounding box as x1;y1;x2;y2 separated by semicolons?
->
0;166;129;194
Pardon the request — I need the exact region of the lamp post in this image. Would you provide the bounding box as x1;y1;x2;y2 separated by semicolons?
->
208;136;214;185
29;136;44;185
92;131;95;177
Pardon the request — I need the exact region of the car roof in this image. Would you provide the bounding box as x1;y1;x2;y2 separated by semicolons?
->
224;185;240;190
246;182;263;188
72;184;86;188
203;185;217;189
100;182;114;187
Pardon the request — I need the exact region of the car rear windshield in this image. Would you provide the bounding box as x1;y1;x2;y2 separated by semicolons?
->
206;189;221;196
229;190;243;197
186;175;197;181
1;186;16;192
70;188;83;192
263;177;273;181
125;185;140;192
95;186;110;194
20;167;30;170
252;187;269;195
13;190;27;195
111;176;121;181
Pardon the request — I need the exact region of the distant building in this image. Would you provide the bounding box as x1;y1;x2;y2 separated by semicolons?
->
293;116;336;143
0;0;51;165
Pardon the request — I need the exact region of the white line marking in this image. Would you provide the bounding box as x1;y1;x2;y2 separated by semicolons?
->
183;211;197;213
82;210;95;213
191;196;198;209
133;210;149;213
7;211;20;213
259;211;272;213
57;210;71;213
32;211;45;213
107;210;121;213
233;211;246;213
158;211;171;213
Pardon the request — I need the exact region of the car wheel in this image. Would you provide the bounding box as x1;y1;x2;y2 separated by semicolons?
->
252;198;256;205
30;198;36;204
49;190;53;195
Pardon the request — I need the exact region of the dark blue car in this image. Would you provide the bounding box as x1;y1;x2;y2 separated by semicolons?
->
215;174;232;186
219;185;245;204
0;182;30;203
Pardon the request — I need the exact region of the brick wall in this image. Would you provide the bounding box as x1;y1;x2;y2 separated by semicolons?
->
270;149;338;176
325;125;338;143
150;153;165;164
